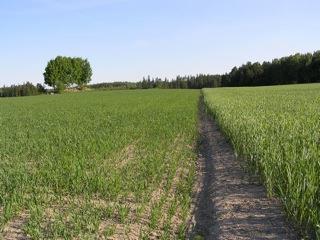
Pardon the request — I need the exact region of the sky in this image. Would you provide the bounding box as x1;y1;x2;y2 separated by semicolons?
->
1;0;320;85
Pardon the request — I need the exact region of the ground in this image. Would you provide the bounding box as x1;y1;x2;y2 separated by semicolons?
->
187;102;299;240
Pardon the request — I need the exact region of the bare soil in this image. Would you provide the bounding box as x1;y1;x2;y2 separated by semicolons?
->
2;212;30;240
187;102;299;240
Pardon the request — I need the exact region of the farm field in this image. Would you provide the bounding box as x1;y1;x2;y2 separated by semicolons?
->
0;89;199;239
203;83;320;238
1;84;319;239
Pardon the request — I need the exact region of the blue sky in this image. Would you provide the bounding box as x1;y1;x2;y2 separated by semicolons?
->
1;0;320;85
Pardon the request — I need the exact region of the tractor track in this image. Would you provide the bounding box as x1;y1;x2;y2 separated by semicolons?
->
187;101;299;240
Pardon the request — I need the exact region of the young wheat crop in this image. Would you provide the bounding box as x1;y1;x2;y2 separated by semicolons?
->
203;84;320;238
0;89;199;239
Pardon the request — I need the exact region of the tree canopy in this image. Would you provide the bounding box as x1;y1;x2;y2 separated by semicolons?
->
0;82;46;97
44;56;92;92
136;51;320;89
90;51;320;90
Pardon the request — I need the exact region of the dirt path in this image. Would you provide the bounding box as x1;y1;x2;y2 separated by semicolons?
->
1;212;30;240
187;103;299;240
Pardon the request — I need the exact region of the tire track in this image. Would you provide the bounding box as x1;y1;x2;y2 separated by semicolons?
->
188;101;298;240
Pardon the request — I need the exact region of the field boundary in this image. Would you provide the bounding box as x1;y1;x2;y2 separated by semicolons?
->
187;99;299;239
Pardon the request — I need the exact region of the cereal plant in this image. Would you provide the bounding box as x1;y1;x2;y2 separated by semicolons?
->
0;89;199;239
203;84;320;238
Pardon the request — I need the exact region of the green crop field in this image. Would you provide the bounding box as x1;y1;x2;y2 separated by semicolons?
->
0;89;199;239
203;84;320;237
2;84;320;239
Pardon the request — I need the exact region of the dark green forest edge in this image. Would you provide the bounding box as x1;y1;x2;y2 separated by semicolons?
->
2;50;320;97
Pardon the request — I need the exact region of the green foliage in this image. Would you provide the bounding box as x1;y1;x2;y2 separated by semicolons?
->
0;89;199;238
43;56;92;92
89;74;222;90
203;84;320;238
0;82;44;97
221;51;320;87
95;50;319;90
89;81;138;90
90;50;320;91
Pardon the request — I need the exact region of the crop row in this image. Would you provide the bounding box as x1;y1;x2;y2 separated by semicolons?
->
0;89;199;239
203;84;320;238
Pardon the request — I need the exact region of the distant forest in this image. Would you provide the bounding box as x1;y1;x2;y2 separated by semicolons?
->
91;50;320;89
0;82;46;97
2;50;320;97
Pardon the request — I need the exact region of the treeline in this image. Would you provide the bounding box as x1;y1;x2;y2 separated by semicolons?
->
90;50;320;90
89;74;222;90
3;51;320;96
0;82;46;97
137;75;222;89
90;81;137;90
222;51;320;86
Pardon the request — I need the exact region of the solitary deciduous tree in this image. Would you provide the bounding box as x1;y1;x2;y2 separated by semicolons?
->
43;56;92;93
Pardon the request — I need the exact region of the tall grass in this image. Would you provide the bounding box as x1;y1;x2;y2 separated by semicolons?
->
0;89;199;238
203;84;320;238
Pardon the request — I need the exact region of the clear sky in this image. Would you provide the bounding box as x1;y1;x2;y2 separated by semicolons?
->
1;0;320;85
